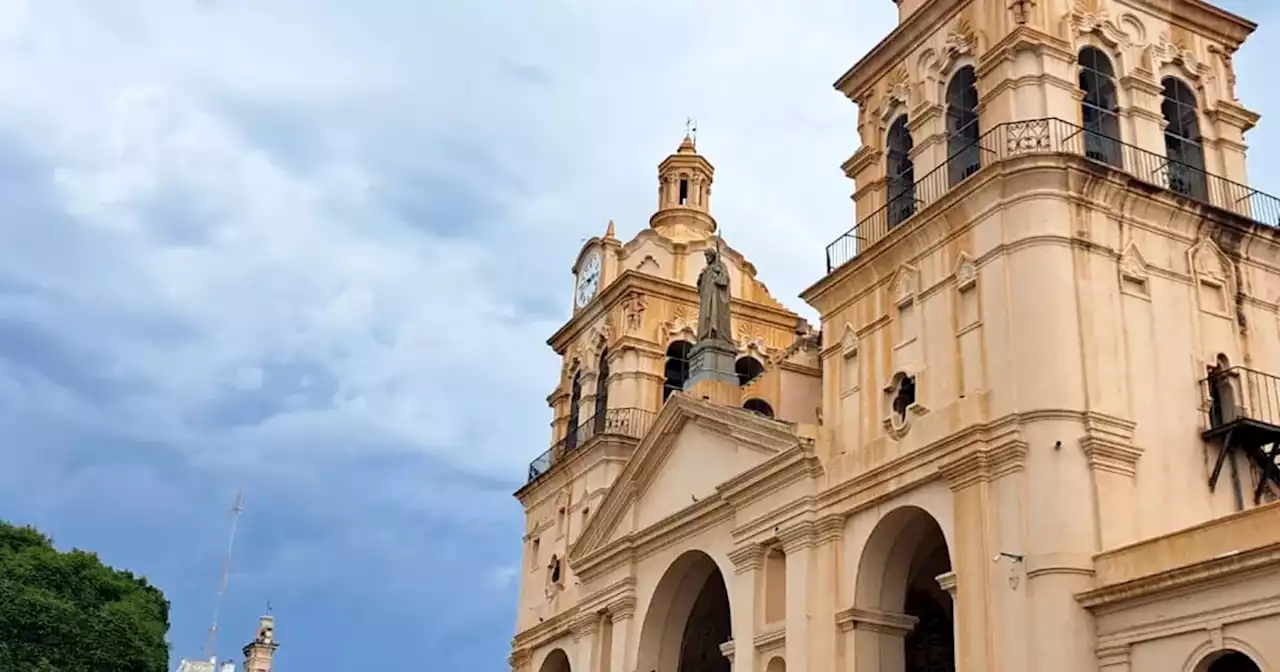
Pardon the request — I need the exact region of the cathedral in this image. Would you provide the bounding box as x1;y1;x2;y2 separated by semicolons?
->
508;0;1280;671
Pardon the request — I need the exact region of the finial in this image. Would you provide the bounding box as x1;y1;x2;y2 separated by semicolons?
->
604;219;616;239
681;117;698;152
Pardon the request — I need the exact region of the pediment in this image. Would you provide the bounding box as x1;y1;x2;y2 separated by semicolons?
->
570;394;799;560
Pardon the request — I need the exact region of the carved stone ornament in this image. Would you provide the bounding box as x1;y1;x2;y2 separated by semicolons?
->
954;253;977;292
1119;243;1149;283
1208;44;1238;100
841;324;858;356
1190;239;1229;284
890;265;918;307
1070;3;1133;49
1009;0;1035;26
622;291;647;332
661;308;697;343
882;370;929;440
1149;33;1211;80
943;18;976;66
878;65;911;123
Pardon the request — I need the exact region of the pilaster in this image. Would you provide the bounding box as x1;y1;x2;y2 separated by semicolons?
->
570;614;598;672
728;544;765;672
608;597;635;672
780;523;816;672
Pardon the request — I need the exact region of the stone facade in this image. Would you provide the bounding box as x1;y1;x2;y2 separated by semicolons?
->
510;1;1280;671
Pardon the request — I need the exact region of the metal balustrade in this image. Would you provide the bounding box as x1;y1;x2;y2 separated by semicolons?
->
526;407;657;483
825;117;1280;273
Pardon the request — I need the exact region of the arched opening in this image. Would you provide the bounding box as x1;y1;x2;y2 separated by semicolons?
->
538;648;572;672
1161;76;1207;200
744;398;775;419
886;115;917;229
945;66;980;186
736;356;765;386
852;506;954;672
1198;650;1262;672
636;550;733;672
594;348;610;433
765;657;787;672
566;370;583;452
1078;46;1122;167
664;341;693;401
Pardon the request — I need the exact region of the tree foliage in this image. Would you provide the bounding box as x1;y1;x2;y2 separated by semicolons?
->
0;520;170;672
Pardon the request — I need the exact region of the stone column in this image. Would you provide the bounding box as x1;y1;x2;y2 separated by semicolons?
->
728;544;765;672
780;524;816;672
937;570;959;663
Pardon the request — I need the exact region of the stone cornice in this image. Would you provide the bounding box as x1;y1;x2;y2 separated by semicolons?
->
1077;541;1280;610
753;624;786;652
939;438;1030;491
511;604;580;651
577;576;636;616
779;520;820;553
842;146;880;180
1115;0;1255;48
834;606;918;636
547;269;802;353
833;0;965;100
1206;99;1261;132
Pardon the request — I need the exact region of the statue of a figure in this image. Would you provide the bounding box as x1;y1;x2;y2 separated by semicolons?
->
696;246;733;342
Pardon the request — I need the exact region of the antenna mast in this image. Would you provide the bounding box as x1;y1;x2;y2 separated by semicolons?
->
204;486;245;660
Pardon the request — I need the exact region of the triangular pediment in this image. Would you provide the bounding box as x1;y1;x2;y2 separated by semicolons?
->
570;394;799;560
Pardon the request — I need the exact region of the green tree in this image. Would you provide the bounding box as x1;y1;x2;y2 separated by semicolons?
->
0;520;170;672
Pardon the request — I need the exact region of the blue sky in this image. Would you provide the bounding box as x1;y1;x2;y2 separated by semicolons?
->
0;1;1277;671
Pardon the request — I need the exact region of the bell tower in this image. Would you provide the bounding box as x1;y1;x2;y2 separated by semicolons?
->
649;133;717;242
241;614;277;672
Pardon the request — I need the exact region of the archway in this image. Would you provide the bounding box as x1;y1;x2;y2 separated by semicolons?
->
852;506;954;672
636;550;733;672
538;648;571;672
1197;650;1262;672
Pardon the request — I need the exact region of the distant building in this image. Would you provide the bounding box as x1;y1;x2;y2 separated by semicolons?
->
175;614;278;672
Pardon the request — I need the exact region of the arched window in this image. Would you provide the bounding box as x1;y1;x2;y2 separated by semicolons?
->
1202;650;1262;672
566;370;582;452
736;356;765;387
594;348;610;433
744;398;774;418
1162;77;1207;200
663;341;693;401
886;115;917;228
1079;47;1123;167
946;66;981;186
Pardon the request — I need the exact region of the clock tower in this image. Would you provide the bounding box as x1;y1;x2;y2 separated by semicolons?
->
511;133;822;640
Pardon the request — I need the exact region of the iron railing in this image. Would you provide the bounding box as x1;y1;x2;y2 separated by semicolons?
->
825;117;1280;273
527;407;657;483
1200;366;1280;432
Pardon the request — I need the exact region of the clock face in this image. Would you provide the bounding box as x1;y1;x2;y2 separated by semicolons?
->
575;252;602;308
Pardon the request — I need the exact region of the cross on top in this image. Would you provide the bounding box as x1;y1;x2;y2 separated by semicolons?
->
685;117;698;142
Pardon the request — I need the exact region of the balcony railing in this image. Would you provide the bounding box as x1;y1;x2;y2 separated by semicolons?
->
527;407;657;483
1200;366;1280;432
826;117;1280;273
1199;366;1280;504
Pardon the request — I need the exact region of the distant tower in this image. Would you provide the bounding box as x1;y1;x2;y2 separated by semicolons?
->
649;131;717;242
242;614;279;672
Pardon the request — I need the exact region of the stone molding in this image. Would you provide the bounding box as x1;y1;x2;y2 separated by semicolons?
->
1078;541;1280;610
834;606;919;637
507;649;532;672
939;438;1030;492
936;570;957;598
719;640;736;663
753;624;786;653
729;544;766;574
1079;412;1142;477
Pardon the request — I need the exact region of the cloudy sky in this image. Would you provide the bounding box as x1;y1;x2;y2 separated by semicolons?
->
0;1;1276;670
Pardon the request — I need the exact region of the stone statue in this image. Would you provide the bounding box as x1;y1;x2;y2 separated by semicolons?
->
696;246;733;342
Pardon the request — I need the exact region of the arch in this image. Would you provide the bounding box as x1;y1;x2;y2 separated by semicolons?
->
1161;76;1207;200
566;371;583;452
945;66;980;186
886;115;917;229
1193;649;1264;672
744;398;775;419
636;550;733;672
1078;46;1123;168
594;347;610;432
852;506;955;672
664;341;693;401
736;356;765;386
765;656;787;672
538;648;572;672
